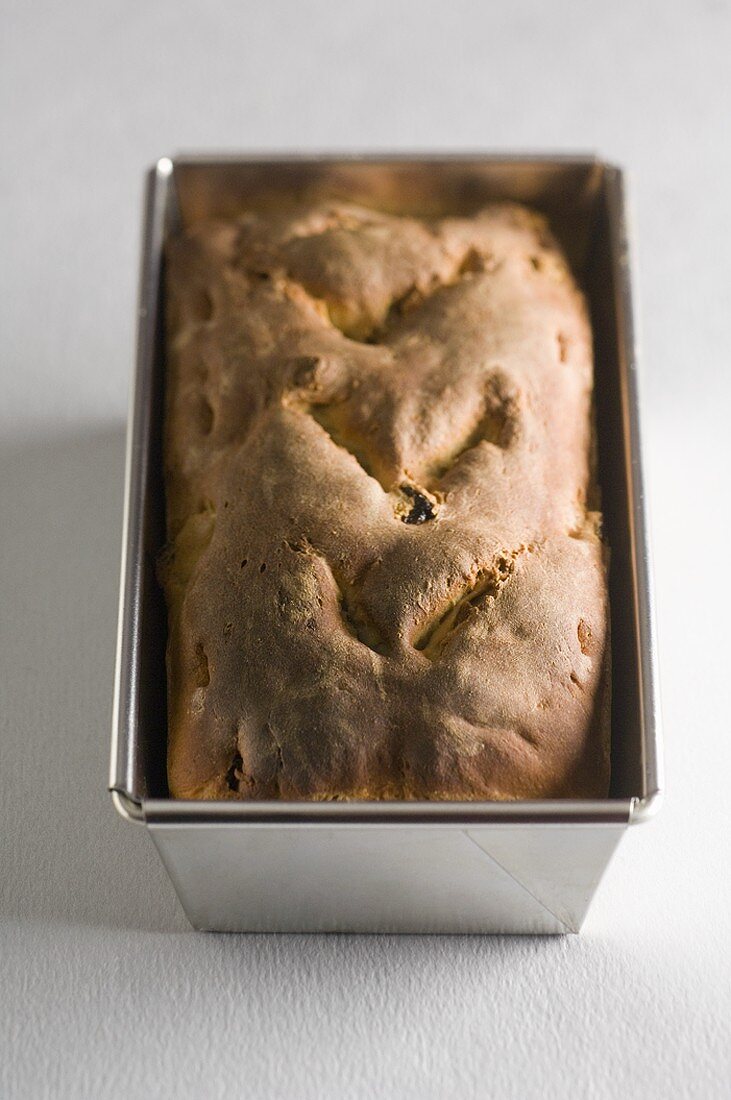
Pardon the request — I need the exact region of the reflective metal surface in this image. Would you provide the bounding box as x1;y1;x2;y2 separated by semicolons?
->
148;819;627;934
110;155;661;932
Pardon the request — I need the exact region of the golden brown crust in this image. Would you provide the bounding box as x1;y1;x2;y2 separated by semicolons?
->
162;200;610;801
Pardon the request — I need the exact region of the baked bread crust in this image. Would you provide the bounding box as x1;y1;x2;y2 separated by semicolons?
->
162;200;610;800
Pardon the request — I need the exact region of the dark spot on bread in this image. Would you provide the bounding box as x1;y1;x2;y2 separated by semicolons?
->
191;287;214;322
226;751;243;792
196;395;214;435
193;643;210;687
401;484;436;525
557;331;569;363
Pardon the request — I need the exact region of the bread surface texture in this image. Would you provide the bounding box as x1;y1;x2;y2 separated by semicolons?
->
162;199;609;801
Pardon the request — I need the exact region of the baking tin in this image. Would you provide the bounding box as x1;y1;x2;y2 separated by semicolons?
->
110;154;662;934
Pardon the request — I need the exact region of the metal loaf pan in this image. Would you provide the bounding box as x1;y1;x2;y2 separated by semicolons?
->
110;154;662;934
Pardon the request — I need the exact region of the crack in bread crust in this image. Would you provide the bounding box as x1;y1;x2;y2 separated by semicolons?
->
163;199;610;802
412;544;537;661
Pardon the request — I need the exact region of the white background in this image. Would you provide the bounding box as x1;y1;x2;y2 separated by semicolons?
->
2;2;730;1097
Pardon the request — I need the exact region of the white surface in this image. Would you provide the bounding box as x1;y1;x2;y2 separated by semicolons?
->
2;1;730;1097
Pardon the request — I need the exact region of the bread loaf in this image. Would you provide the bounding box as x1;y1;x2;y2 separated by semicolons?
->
162;200;609;800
